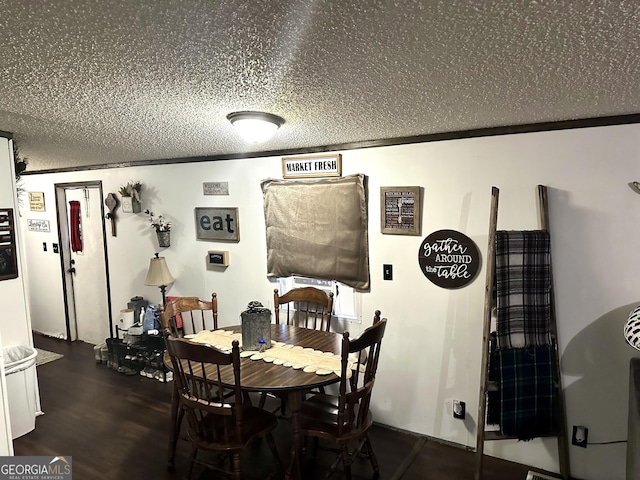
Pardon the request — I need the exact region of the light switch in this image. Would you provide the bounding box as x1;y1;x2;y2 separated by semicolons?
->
383;264;393;281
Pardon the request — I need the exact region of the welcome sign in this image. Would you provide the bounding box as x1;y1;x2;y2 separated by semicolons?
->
418;229;480;289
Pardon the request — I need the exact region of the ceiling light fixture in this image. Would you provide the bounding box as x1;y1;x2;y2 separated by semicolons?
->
227;111;284;143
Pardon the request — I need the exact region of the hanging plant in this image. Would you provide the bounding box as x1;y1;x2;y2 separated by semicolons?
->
119;181;142;213
145;209;171;232
145;209;172;247
118;181;142;200
13;143;28;207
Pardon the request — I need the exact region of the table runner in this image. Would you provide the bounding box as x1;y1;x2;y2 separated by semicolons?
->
185;329;358;377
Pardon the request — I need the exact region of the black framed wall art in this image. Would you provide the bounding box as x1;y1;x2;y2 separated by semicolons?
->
380;186;421;235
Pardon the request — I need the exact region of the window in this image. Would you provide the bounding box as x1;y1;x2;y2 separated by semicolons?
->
275;276;361;323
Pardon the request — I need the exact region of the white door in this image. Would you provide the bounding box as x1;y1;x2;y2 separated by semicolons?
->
58;185;111;345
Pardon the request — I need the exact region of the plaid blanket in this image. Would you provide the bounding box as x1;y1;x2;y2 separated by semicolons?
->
492;345;557;440
495;230;552;349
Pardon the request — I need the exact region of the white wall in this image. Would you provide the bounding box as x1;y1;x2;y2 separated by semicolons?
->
0;138;33;348
0;136;36;451
18;123;640;479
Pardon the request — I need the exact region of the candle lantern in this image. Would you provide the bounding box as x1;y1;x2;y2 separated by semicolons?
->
241;301;272;351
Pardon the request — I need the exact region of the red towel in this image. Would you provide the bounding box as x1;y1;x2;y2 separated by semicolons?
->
69;201;83;253
165;296;183;328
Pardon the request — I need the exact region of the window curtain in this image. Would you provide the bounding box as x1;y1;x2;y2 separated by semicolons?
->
261;173;370;290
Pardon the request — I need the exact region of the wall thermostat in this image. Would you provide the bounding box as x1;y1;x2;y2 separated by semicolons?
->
208;250;229;266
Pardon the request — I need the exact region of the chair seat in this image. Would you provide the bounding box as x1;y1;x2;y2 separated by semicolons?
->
190;405;278;451
300;394;373;442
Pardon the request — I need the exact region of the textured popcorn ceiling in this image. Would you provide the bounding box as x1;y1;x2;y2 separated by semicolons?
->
2;0;640;171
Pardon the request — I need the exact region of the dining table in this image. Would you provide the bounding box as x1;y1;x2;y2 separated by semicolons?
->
166;323;344;480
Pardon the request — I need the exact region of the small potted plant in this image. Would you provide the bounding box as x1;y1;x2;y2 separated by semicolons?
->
145;209;172;247
119;181;142;213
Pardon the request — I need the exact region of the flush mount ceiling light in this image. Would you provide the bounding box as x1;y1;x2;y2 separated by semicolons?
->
227;111;284;143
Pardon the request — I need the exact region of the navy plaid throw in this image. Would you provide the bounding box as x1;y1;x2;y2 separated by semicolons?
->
495;345;557;440
495;230;552;349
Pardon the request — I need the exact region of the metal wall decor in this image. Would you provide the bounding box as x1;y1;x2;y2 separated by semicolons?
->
195;207;240;242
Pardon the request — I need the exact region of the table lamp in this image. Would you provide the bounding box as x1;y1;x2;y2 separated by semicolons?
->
144;253;175;306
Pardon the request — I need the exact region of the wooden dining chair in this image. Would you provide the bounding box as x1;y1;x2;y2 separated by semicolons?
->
160;293;218;337
298;316;388;479
259;286;335;413
165;336;283;480
159;293;218;470
274;286;334;332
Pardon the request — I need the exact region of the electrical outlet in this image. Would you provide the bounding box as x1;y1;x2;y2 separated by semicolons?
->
453;400;465;419
571;425;588;448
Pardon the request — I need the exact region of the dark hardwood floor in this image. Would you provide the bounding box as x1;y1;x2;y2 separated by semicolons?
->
14;333;536;479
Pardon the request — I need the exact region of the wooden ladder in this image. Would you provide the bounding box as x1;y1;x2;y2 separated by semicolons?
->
474;185;570;480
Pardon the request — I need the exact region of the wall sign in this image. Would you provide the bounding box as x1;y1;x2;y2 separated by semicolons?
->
203;182;229;195
195;207;240;242
381;186;421;235
28;192;45;212
418;229;480;289
27;219;50;232
282;154;342;179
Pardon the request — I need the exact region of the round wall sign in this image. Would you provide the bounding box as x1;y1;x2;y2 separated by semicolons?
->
418;229;481;289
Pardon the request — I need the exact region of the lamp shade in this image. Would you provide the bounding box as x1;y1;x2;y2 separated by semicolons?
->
227;111;284;143
144;255;175;287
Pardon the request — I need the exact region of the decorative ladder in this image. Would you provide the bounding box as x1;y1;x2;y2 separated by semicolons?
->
474;185;570;480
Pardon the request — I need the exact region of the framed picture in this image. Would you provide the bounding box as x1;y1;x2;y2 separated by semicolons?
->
0;209;18;280
380;186;421;235
28;192;45;212
282;154;342;179
195;207;240;242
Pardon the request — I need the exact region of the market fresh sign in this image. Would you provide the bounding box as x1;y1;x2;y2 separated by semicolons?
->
282;154;341;179
418;229;480;289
